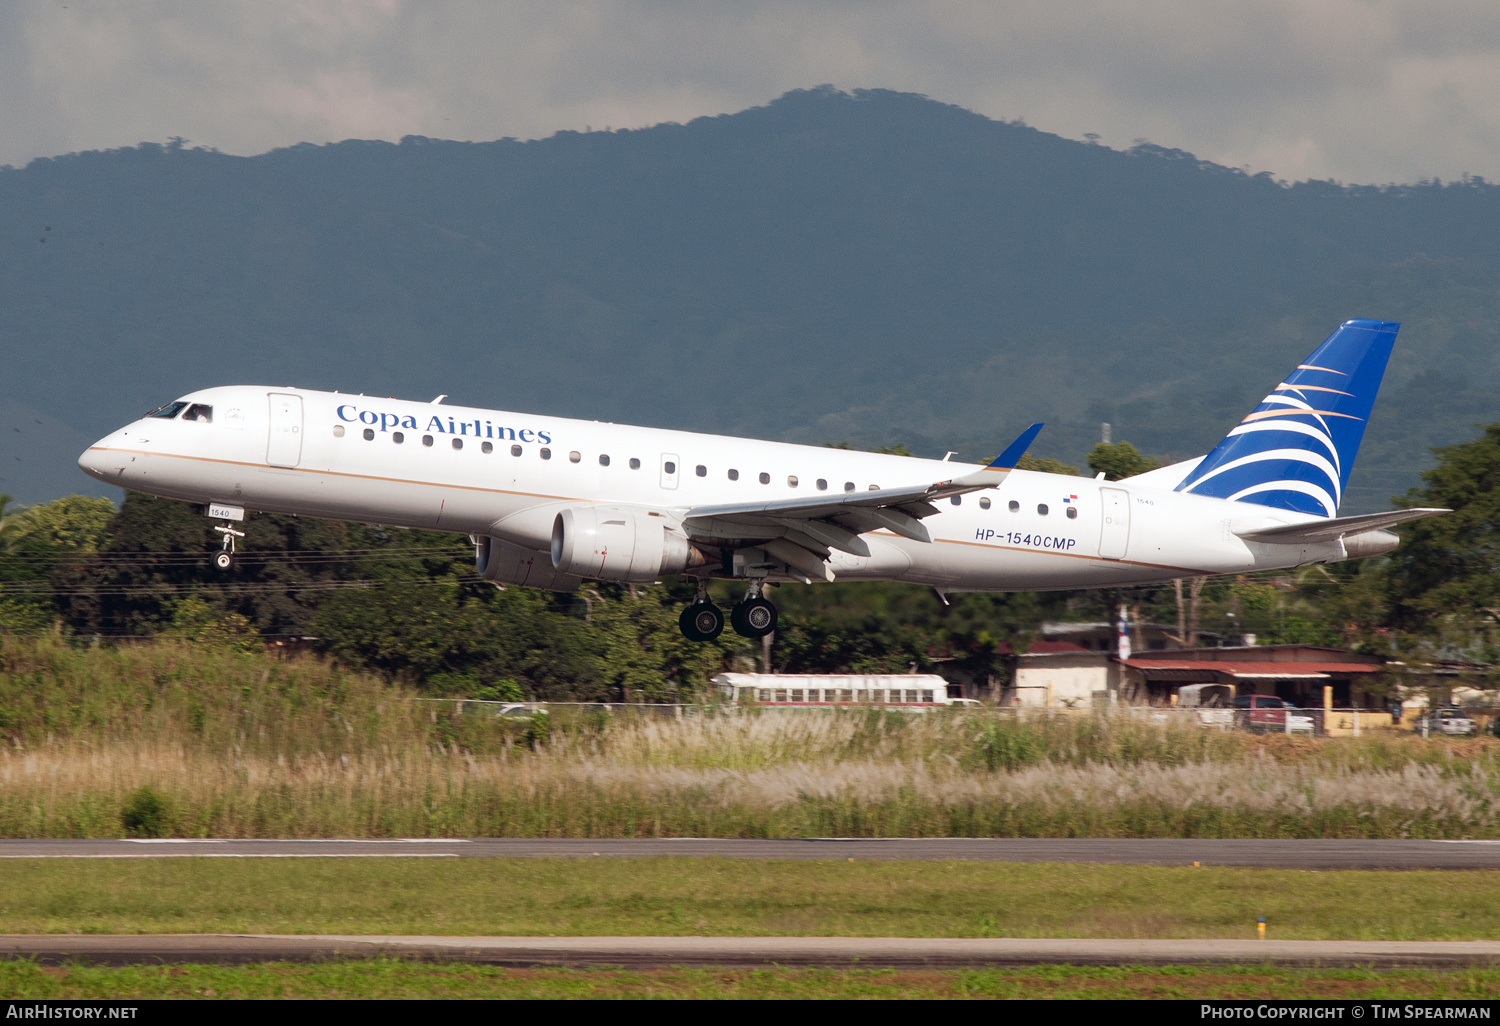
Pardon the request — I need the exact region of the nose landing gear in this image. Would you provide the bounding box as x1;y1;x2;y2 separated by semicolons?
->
212;523;244;571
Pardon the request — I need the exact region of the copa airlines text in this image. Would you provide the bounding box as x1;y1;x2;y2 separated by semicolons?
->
78;319;1446;642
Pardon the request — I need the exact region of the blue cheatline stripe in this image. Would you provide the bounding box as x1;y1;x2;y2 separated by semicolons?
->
1175;319;1399;517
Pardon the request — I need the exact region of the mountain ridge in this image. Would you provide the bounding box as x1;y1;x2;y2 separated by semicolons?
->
3;86;1497;511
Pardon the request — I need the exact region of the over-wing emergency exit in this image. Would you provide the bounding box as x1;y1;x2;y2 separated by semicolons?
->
79;319;1447;641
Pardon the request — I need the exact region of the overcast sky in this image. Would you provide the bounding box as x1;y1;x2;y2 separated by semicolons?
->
3;0;1499;184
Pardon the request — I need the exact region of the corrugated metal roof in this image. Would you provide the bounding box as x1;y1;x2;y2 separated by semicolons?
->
1120;660;1383;678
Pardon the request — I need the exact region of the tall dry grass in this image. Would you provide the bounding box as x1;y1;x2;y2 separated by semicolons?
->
2;635;1499;838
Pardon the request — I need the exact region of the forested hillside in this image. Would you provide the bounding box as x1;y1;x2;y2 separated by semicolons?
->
4;86;1499;510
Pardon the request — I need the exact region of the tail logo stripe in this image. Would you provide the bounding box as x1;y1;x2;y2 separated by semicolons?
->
1273;383;1355;397
1225;420;1342;473
1186;447;1342;504
1240;408;1366;423
1176;319;1398;518
1228;480;1338;518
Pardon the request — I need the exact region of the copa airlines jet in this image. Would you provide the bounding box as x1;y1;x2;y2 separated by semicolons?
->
79;319;1446;641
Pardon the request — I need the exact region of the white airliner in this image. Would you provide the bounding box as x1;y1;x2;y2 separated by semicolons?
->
79;319;1446;641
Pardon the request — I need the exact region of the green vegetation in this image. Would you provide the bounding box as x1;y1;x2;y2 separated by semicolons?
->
0;635;1497;838
4;859;1500;940
1087;441;1161;481
1;962;1498;1000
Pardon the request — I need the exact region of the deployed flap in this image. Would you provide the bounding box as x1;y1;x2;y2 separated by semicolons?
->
1237;507;1448;543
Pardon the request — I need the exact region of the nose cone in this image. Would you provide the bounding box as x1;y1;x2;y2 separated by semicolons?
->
78;429;125;482
78;443;111;482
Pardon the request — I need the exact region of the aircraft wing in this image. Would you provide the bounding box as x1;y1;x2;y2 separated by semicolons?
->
682;423;1042;582
1236;507;1449;543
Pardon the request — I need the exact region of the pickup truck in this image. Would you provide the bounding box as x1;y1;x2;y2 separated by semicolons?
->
1232;695;1315;734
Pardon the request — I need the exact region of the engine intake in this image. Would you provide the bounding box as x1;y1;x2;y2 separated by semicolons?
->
551;506;707;582
475;535;582;592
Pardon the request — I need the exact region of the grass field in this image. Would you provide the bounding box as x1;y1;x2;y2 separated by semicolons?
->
3;962;1500;1000
3;637;1500;839
0;858;1495;940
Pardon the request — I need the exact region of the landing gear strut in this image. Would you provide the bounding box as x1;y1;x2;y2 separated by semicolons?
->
730;583;778;639
212;522;244;571
678;579;725;642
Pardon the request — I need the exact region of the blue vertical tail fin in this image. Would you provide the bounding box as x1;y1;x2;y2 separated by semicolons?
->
1174;319;1399;517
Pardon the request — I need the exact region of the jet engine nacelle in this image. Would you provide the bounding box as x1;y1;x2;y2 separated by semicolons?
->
551;506;707;583
475;535;583;593
1341;528;1400;560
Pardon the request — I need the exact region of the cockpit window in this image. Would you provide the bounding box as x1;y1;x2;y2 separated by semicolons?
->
182;404;213;423
145;401;187;419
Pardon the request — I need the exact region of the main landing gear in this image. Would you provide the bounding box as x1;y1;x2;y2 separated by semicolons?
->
678;581;777;642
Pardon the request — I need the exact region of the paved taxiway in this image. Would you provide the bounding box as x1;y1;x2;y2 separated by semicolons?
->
2;935;1499;968
5;837;1500;868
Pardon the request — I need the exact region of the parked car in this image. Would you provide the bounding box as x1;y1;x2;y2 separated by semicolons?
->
1421;707;1476;737
1232;695;1315;734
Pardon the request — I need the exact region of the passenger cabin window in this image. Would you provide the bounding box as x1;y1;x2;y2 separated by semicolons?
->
758;472;770;485
182;404;213;423
393;432;404;444
569;451;581;463
146;401;187;419
696;465;707;477
844;482;855;492
599;454;610;466
979;497;991;509
511;444;522;456
1008;500;1020;512
422;435;434;447
728;469;739;481
664;461;676;474
540;448;552;460
630;458;641;470
787;475;798;487
363;428;375;441
951;495;961;505
333;425;345;437
452;438;463;450
480;441;493;453
816;479;827;490
1037;503;1049;515
1066;507;1078;519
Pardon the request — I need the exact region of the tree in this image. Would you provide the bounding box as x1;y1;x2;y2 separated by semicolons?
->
1386;424;1500;656
0;495;117;634
1087;441;1161;481
1015;455;1080;475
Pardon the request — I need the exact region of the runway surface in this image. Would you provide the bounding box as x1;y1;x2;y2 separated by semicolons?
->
3;837;1500;868
2;934;1498;968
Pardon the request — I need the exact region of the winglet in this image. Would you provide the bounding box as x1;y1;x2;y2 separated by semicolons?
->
988;423;1044;470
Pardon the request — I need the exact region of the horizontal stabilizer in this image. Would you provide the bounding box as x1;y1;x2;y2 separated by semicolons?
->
1236;507;1449;543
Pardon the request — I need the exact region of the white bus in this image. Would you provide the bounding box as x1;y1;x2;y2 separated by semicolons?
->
711;673;976;707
